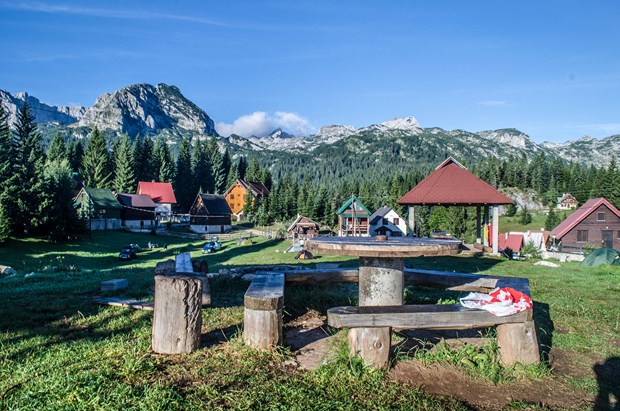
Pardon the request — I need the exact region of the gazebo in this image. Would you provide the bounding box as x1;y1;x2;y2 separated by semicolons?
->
397;157;513;255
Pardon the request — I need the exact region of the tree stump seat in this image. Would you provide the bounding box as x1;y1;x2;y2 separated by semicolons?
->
243;271;285;349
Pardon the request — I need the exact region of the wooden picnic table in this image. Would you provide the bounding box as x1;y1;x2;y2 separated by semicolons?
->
305;236;462;368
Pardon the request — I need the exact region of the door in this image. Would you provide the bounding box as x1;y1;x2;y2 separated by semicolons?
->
602;230;613;248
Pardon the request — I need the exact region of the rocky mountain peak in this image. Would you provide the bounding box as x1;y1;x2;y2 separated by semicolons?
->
0;89;85;126
78;83;217;137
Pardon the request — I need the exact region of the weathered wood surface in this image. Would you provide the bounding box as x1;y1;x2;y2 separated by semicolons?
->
175;252;194;274
152;275;202;354
284;267;528;295
497;321;540;365
244;272;285;311
327;304;532;329
95;297;154;311
349;327;391;369
305;236;461;258
243;272;285;349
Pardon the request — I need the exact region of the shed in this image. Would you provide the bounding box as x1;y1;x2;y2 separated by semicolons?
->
550;197;620;252
397;157;513;254
116;193;157;229
287;215;320;240
189;193;233;234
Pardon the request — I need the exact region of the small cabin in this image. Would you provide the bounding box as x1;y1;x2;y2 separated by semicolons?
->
189;193;232;234
337;196;371;237
287;215;320;241
116;193;157;229
74;187;122;230
369;207;407;237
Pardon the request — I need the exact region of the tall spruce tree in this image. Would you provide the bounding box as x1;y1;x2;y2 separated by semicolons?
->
0;106;14;242
192;140;214;194
113;134;136;193
13;102;46;234
68;140;84;173
158;140;175;182
47;132;67;162
141;135;155;182
81;127;112;188
174;137;194;211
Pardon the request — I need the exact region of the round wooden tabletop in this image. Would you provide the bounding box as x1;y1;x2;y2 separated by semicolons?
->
305;236;462;258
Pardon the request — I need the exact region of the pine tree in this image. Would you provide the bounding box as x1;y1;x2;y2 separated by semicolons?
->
0;106;14;243
157;140;175;182
68;140;84;173
13;102;46;234
141;135;155;182
47;132;67;162
174;137;194;211
519;205;533;225
113;134;136;193
246;158;261;182
544;203;560;231
192;140;214;194
81;127;112;188
132;135;144;182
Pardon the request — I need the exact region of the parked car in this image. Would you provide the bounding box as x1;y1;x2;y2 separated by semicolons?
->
119;246;137;261
202;240;222;254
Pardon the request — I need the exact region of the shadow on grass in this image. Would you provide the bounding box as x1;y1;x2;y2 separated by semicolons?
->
594;357;620;411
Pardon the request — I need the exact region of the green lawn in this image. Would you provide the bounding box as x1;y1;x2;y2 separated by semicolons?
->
0;231;618;410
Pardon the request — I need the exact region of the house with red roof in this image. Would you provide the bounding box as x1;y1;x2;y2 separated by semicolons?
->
136;182;177;220
550;197;620;252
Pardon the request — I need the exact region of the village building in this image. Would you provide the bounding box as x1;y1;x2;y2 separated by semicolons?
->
115;193;157;229
557;193;578;210
188;193;233;234
224;179;270;219
337;195;371;236
74;187;122;231
136;182;177;220
287;215;320;241
398;157;514;255
496;233;525;258
550;197;620;252
368;207;407;237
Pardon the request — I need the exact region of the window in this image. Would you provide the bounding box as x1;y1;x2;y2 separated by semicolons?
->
617;231;620;240
597;212;606;221
382;218;388;225
230;194;234;199
577;230;588;243
393;218;399;225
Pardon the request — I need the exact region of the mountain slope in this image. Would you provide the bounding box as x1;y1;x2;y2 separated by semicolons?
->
0;89;86;126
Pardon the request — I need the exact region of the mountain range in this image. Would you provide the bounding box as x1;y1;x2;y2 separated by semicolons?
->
1;83;618;167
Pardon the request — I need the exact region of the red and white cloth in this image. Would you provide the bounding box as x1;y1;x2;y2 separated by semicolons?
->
459;287;533;317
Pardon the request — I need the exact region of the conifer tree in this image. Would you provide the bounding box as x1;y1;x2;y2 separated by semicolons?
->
157;139;175;182
0;106;14;243
519;205;533;225
68;140;84;173
141;135;155;182
544;203;560;231
81;127;112;188
47;132;67;161
246;158;261;182
192;140;214;194
113;134;136;193
174;137;194;211
132;135;144;182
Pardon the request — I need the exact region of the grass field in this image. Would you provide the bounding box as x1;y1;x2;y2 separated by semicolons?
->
0;231;618;410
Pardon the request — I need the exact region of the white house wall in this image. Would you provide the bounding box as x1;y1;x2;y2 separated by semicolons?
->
370;210;407;236
190;224;232;234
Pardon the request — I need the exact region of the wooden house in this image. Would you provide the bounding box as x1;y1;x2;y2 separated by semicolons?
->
369;207;407;237
550;197;620;252
189;193;233;234
74;187;122;230
557;193;578;210
116;193;157;229
223;179;269;219
337;196;371;236
287;215;320;240
136;182;177;220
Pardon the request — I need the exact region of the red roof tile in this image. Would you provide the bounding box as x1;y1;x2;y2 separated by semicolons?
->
397;157;513;206
136;182;177;204
550;198;620;239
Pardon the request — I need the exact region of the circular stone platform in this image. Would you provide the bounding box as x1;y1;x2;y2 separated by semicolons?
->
305;236;462;258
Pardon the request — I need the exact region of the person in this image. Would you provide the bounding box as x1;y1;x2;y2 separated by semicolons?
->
148;241;152;249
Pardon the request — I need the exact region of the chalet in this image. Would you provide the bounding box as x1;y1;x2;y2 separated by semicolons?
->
497;233;525;258
116;193;157;229
287;215;320;241
337;196;371;237
550;197;620;252
189;193;232;234
224;179;269;219
557;193;578;210
136;182;177;220
369;207;407;237
74;187;122;231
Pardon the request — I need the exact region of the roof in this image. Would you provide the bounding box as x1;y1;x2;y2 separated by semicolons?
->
116;193;156;208
496;233;524;252
550;197;620;239
369;206;399;224
82;187;122;209
557;193;577;203
397;157;513;206
337;195;371;217
195;194;232;215
137;182;177;204
224;179;270;197
287;215;320;232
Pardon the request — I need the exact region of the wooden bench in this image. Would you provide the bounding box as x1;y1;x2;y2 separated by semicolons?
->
243;271;285;349
326;271;540;366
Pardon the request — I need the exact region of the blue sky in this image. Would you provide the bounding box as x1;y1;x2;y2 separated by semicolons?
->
1;1;619;142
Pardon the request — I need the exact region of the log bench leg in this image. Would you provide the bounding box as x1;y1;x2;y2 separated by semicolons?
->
497;320;540;365
243;307;283;349
351;257;404;369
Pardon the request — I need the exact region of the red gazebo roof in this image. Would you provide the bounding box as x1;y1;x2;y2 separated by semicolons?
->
397;157;513;206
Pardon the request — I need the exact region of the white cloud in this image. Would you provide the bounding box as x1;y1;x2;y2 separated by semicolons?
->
216;111;315;137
